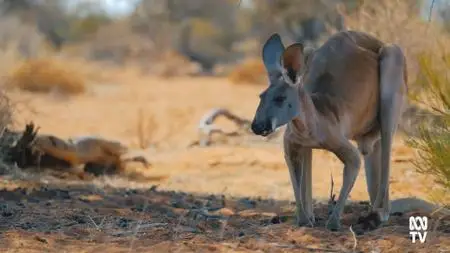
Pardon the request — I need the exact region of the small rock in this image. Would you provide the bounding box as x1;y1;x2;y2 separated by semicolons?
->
270;216;281;224
131;204;146;212
212;208;235;217
1;209;13;217
148;185;158;192
117;218;133;228
34;236;48;244
71;215;87;224
56;190;71;199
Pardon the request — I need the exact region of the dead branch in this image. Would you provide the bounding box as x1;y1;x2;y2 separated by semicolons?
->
199;108;251;129
197;107;281;146
197;108;252;146
6;122;39;168
3;123;150;177
328;171;336;215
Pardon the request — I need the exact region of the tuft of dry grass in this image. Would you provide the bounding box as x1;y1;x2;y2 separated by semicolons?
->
0;89;13;132
5;58;87;95
152;50;195;78
227;58;266;85
136;108;157;149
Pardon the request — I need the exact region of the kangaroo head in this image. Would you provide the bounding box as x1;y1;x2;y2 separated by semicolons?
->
251;33;306;136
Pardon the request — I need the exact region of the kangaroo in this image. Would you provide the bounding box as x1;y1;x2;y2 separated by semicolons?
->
33;135;150;175
251;31;407;231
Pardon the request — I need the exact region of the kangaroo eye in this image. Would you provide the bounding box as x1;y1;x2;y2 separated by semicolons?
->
273;96;286;103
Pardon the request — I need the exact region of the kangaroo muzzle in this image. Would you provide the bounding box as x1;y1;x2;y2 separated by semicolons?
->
251;118;276;136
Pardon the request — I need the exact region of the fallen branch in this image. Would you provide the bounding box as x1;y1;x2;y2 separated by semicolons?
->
4;122;150;177
197;108;252;146
197;108;281;146
6;122;40;168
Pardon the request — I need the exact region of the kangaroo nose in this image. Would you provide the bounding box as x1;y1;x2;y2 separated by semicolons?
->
251;121;263;135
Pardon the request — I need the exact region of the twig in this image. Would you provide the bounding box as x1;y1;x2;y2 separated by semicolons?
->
87;215;106;231
112;223;168;236
430;206;450;216
328;170;336;215
349;226;358;252
433;214;449;233
330;171;335;201
428;213;449;244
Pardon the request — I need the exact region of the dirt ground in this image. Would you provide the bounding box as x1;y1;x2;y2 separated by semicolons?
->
1;74;449;252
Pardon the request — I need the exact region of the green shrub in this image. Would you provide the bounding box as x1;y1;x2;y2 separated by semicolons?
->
407;51;450;201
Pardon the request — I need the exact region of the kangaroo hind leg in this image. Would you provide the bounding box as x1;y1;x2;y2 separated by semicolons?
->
375;44;407;223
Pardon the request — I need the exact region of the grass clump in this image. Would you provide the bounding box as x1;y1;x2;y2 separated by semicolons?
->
6;58;86;95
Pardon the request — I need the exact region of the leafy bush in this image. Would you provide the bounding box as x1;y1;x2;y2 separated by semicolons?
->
407;51;450;200
68;14;112;41
6;58;86;95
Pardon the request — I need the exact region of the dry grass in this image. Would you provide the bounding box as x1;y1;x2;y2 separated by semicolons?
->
0;16;49;76
135;108;157;149
5;58;87;95
152;50;195;78
0;89;13;131
343;0;450;91
0;89;14;159
227;58;266;85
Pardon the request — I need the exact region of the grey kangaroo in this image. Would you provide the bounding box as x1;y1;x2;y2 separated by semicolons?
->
251;30;407;231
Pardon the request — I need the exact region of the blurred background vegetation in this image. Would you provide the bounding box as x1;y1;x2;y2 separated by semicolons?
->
0;0;447;200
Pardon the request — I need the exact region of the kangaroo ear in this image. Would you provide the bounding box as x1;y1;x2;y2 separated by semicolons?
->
281;43;304;73
262;33;285;73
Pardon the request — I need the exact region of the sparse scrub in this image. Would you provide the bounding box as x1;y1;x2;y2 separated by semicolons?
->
6;57;86;95
153;50;195;78
344;0;446;91
227;58;266;85
0;16;49;74
407;50;450;204
0;89;14;132
0;88;15;174
136;108;157;149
